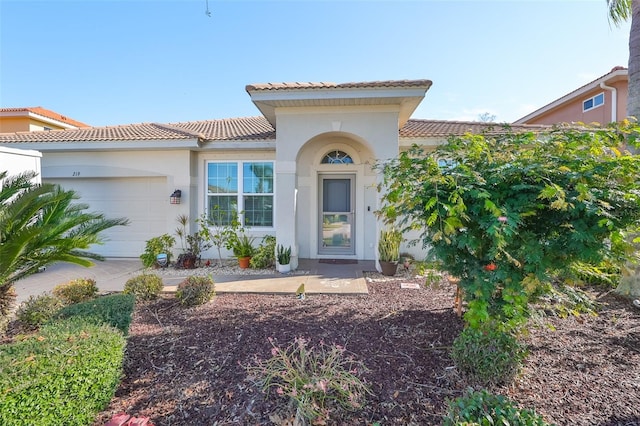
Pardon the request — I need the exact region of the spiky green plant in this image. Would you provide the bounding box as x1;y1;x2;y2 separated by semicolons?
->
0;170;129;298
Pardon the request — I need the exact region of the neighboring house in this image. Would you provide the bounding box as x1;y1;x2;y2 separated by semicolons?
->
0;79;542;266
0;107;89;133
514;66;628;125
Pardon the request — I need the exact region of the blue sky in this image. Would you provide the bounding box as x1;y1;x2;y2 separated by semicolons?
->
0;0;631;127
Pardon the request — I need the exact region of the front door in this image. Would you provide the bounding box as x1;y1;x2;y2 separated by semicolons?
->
318;174;355;255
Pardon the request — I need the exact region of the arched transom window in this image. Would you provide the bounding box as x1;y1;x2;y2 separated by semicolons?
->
321;150;353;164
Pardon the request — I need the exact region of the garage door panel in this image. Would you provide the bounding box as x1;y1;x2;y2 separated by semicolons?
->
47;177;168;257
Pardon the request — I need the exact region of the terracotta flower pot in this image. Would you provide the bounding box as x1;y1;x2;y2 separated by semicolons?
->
380;261;397;276
238;256;251;269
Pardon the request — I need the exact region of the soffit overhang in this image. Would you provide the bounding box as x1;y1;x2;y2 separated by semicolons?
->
246;80;433;128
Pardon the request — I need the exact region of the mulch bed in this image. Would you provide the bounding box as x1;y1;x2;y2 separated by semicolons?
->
83;274;639;425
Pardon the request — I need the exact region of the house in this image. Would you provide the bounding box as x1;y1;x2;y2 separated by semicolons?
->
0;107;89;133
514;66;628;125
0;79;541;267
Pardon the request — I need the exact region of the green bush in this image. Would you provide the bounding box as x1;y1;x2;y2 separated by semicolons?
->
140;234;175;268
55;294;135;335
0;317;126;426
250;235;276;269
123;273;164;301
443;388;550;426
451;325;526;386
176;275;215;307
15;293;64;327
52;278;98;305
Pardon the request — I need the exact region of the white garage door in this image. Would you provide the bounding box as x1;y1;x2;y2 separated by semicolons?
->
47;177;167;257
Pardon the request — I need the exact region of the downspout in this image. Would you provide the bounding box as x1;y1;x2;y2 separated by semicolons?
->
600;82;617;122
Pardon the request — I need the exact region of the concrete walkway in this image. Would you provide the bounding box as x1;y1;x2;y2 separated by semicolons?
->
13;258;373;304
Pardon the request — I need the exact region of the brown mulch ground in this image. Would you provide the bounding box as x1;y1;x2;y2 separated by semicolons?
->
87;273;639;426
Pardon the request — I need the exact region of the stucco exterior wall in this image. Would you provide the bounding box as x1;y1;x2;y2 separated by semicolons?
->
273;107;401;263
41;149;194;256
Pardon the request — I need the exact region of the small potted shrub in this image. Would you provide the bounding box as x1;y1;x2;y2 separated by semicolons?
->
276;244;292;273
378;228;402;276
231;234;255;268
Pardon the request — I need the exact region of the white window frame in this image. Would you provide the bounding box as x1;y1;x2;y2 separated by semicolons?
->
206;160;275;229
583;92;605;112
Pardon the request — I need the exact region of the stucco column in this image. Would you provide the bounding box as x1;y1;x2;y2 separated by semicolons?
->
275;160;298;269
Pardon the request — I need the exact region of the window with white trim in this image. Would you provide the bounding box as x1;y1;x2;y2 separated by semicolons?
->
207;161;274;227
583;92;605;112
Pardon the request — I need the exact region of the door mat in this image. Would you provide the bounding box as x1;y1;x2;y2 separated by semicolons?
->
319;259;358;264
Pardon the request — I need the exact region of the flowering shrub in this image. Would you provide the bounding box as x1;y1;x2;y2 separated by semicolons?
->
377;122;640;329
247;337;372;423
175;275;215;307
53;278;98;305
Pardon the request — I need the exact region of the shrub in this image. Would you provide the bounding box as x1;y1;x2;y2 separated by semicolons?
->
15;293;64;327
377;123;640;329
53;278;98;305
176;275;215;307
0;317;126;426
55;294;135;335
140;234;175;268
250;235;276;269
443;388;550;426
451;324;526;386
247;337;372;424
124;273;164;301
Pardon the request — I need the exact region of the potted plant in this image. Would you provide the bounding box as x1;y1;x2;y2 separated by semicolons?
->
378;228;402;276
276;244;292;273
174;215;212;269
231;234;255;268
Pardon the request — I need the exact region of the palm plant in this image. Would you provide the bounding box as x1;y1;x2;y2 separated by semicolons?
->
0;171;129;305
607;0;639;119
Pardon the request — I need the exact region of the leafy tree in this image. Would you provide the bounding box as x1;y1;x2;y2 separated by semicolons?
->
0;171;129;312
377;123;640;328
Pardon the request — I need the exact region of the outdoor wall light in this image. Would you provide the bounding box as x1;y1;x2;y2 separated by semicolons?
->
170;189;182;204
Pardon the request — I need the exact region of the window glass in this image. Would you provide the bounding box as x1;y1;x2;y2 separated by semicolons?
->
244;195;273;227
321;150;353;164
583;92;605;112
208;163;237;193
207;161;274;227
243;162;273;193
583;99;594;111
594;93;604;107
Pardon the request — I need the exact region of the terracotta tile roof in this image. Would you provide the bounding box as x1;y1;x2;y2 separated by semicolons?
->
169;116;275;140
0;106;89;128
400;119;548;138
0;117;546;144
0;122;198;143
246;80;433;92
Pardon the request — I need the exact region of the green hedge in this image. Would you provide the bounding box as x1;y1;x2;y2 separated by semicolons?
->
54;293;135;335
0;317;126;425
